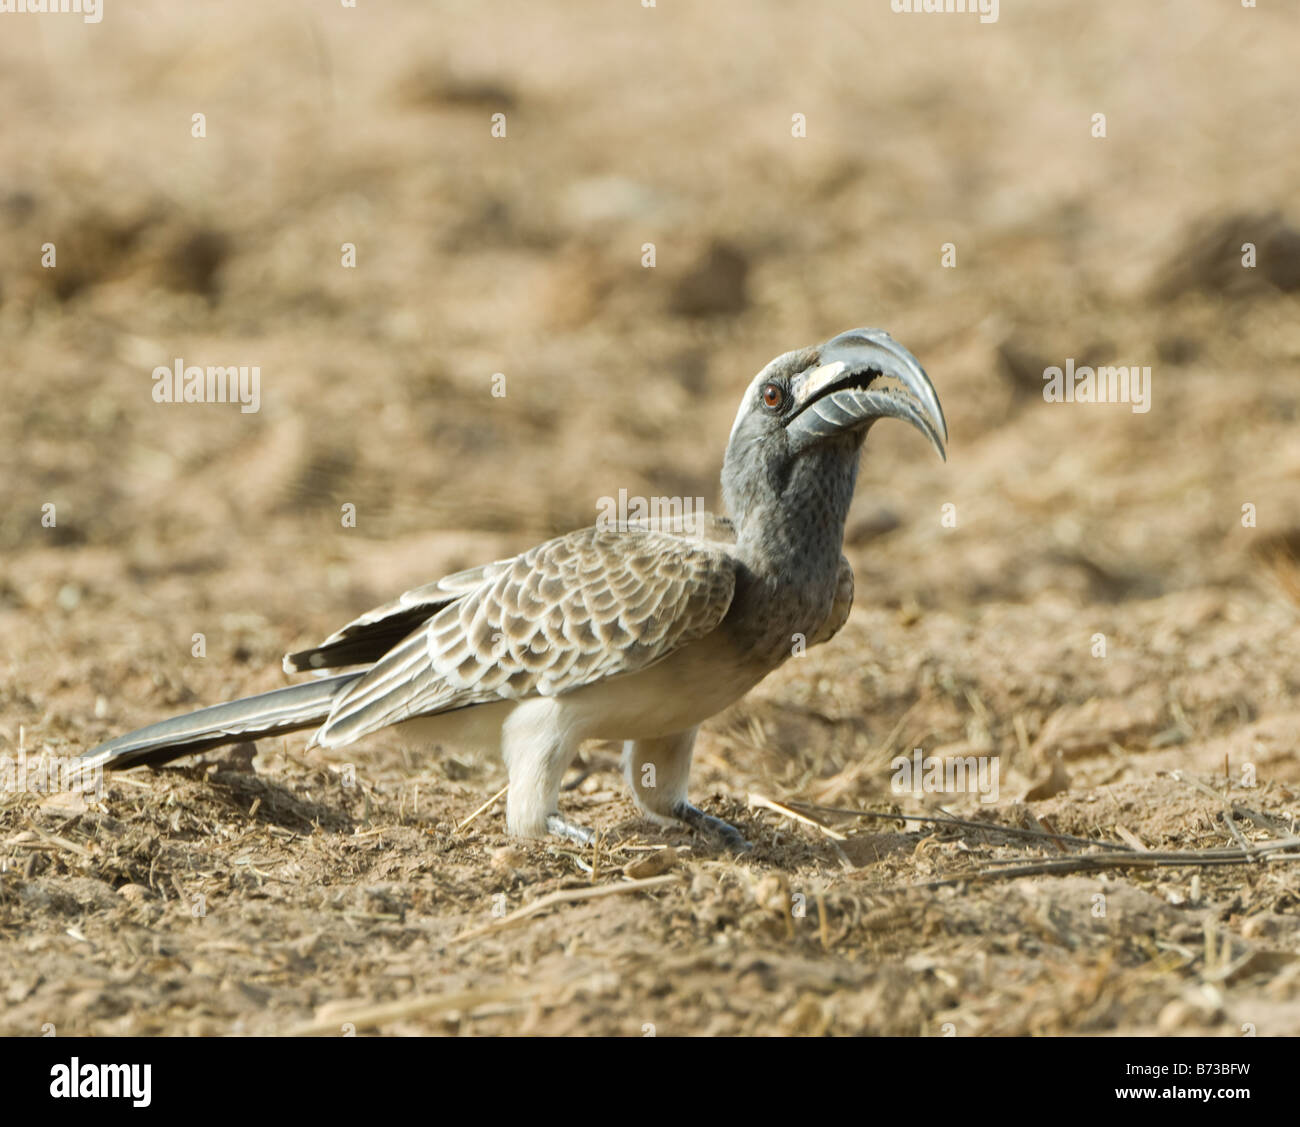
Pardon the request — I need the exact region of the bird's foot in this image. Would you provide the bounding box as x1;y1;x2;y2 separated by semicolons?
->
545;813;599;846
672;802;752;853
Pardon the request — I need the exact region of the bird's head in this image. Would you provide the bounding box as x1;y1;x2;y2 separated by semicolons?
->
721;328;947;533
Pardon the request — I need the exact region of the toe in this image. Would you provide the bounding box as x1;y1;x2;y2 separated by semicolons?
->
545;813;597;846
673;802;752;853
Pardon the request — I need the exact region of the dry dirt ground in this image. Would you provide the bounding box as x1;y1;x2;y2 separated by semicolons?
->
3;3;1300;1036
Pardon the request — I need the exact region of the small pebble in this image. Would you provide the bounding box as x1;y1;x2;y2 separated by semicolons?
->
117;883;154;903
623;848;678;879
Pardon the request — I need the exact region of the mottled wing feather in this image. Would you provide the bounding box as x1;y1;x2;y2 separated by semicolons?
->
316;523;738;746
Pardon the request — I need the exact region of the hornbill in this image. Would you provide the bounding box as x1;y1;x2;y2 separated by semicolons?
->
79;329;947;850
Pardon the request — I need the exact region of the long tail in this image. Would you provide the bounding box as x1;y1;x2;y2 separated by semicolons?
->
78;672;366;772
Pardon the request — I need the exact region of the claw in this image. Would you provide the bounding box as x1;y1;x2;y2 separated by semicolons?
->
673;802;753;853
545;813;598;846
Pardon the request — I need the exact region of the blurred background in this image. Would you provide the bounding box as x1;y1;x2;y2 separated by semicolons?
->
4;0;1297;761
2;1;1299;1035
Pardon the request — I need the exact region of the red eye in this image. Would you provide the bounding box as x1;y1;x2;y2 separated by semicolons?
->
761;383;784;410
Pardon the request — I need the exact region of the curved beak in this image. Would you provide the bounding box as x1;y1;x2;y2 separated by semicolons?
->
785;329;948;461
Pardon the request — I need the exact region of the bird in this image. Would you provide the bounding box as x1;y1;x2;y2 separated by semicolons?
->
78;328;947;851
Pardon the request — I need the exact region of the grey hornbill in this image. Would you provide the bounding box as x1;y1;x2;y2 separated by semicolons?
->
79;329;947;850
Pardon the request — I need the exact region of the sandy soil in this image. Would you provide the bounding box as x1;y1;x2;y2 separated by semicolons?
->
2;1;1300;1036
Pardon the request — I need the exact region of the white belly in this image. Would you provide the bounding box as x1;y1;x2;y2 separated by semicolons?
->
388;638;769;753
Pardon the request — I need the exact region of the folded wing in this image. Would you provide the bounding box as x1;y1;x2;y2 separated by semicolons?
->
313;523;738;747
283;560;513;673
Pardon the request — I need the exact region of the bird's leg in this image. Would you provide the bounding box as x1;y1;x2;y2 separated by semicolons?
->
622;729;751;852
501;700;593;841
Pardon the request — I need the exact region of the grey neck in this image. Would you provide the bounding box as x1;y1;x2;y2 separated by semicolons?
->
724;442;860;584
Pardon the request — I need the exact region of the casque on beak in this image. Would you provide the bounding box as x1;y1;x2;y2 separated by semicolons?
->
785;328;948;461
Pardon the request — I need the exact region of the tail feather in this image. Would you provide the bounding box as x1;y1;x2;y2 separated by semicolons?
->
78;672;365;772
